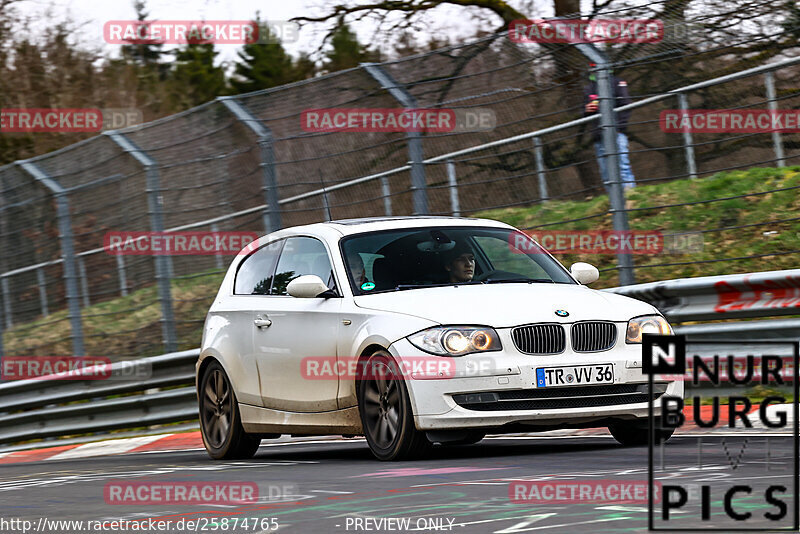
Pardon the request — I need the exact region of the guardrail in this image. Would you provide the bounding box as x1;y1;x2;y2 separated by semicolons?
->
0;269;798;448
604;268;800;323
0;349;198;446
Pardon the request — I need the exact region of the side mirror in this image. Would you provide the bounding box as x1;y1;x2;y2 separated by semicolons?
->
287;275;330;298
570;262;599;285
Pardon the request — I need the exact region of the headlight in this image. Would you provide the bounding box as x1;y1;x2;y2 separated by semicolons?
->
408;326;502;356
626;315;672;343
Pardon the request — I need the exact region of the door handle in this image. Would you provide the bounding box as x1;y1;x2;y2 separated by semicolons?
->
254;316;272;328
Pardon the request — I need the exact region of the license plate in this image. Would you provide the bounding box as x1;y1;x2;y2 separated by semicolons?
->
535;364;614;387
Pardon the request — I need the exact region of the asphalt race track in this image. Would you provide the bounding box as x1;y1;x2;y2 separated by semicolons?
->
1;432;795;534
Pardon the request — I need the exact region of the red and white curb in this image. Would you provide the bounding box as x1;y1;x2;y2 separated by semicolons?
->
0;432;205;465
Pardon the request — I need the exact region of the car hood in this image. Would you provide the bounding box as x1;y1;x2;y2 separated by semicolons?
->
353;283;658;327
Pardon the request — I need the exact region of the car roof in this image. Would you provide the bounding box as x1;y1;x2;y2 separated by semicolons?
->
290;216;513;237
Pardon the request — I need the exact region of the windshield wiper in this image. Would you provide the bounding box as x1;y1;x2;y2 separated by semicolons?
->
484;278;555;284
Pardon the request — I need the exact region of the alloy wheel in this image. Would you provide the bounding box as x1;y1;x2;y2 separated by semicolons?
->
362;362;402;448
201;368;232;448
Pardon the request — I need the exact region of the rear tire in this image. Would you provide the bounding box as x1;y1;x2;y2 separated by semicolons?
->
199;361;261;460
609;421;674;446
357;350;432;461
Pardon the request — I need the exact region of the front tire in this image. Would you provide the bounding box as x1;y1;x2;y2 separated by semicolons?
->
358;350;431;461
199;361;261;460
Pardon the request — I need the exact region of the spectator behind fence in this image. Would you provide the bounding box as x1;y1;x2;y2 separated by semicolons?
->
583;63;635;191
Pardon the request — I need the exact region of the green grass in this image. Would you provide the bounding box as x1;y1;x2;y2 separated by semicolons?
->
5;270;224;357
477;165;800;288
5;166;800;357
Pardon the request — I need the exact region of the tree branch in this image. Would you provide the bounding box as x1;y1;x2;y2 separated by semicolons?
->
293;0;526;31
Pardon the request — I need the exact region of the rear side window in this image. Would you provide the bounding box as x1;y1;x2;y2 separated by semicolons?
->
271;237;335;295
234;240;283;295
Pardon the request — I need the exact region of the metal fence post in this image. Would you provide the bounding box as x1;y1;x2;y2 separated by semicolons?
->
36;268;49;317
18;161;85;356
765;71;786;168
0;285;4;358
0;277;11;329
576;45;636;286
78;257;90;307
0;188;5;359
362;63;429;215
678;93;698;179
259;137;282;232
107;132;178;353
115;255;128;297
533;137;549;201
218;97;282;233
446;160;461;216
381;177;392;216
211;223;224;269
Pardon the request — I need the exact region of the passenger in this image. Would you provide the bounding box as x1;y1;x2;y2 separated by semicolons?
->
443;244;475;283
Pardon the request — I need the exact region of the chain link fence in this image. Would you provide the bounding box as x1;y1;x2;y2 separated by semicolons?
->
1;0;799;358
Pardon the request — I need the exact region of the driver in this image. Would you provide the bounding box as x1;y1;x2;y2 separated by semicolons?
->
347;252;368;286
443;244;475;283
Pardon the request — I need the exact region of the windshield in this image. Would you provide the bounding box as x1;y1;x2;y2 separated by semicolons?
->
340;226;575;295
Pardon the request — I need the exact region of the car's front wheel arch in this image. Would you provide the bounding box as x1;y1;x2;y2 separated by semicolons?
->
354;344;393;401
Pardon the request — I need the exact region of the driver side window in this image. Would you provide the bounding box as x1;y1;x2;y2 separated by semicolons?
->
271;237;335;295
234;239;284;295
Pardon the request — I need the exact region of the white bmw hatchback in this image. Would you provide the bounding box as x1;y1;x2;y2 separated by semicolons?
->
197;217;682;461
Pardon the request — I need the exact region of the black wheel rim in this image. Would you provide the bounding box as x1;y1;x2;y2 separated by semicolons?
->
363;360;401;449
202;369;232;448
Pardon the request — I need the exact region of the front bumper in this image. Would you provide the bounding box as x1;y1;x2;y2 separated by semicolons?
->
389;331;684;432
